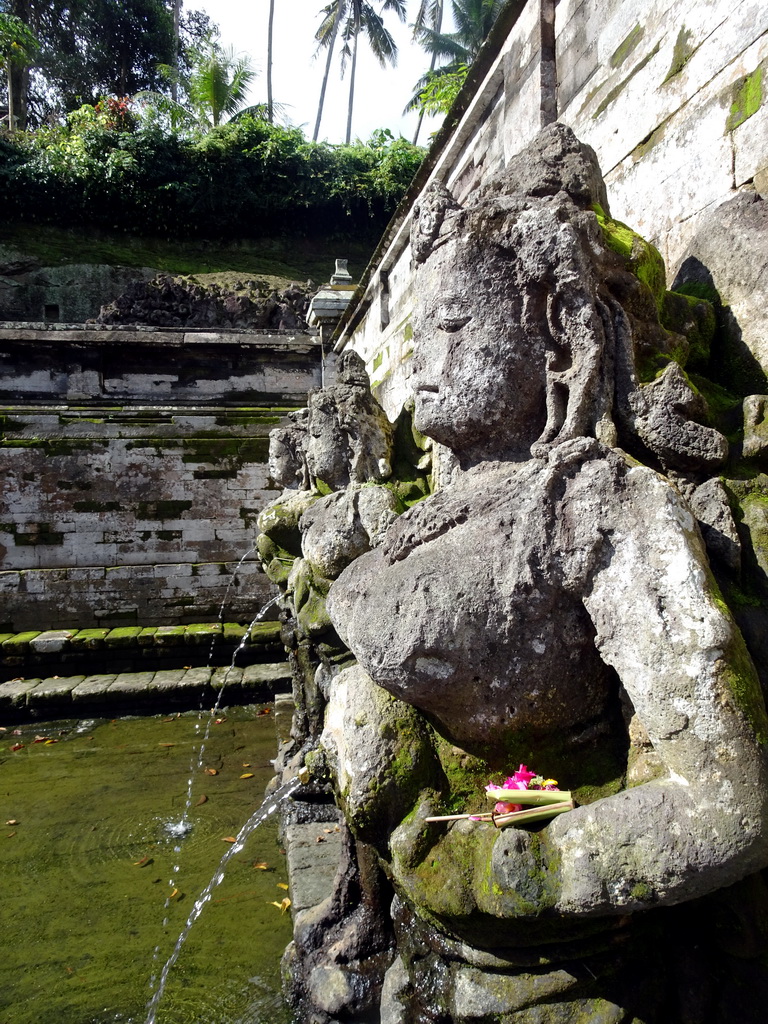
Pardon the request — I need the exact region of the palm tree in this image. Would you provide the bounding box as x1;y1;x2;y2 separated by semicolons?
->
266;0;275;122
145;36;257;129
410;0;443;143
313;0;343;141
315;0;406;144
188;39;256;126
407;0;503;120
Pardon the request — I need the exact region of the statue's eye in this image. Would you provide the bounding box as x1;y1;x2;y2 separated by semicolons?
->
439;315;471;333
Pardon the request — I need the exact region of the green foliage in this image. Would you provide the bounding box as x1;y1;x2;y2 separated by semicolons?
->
413;62;468;116
0;12;39;71
0;111;425;237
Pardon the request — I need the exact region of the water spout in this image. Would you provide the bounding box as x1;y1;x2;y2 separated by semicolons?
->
145;778;300;1023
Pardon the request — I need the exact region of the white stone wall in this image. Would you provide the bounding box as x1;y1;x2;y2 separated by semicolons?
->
558;0;768;271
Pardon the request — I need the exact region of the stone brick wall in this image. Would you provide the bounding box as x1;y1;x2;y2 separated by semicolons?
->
0;326;327;631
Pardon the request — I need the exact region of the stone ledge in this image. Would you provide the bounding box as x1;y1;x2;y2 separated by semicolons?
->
0;661;292;720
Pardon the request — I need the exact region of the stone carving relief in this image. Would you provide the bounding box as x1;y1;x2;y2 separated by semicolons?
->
258;124;768;1024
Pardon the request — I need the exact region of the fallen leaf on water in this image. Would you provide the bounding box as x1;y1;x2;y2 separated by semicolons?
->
12;729;22;735
133;856;153;867
194;794;208;806
204;767;218;776
44;738;59;745
277;883;289;891
215;718;227;725
34;735;48;743
5;819;18;826
169;888;180;900
253;861;269;870
0;726;5;731
161;718;174;723
240;772;254;779
10;743;24;752
158;743;175;748
266;897;291;913
6;831;16;838
222;836;237;843
242;762;251;767
315;836;326;844
256;708;271;716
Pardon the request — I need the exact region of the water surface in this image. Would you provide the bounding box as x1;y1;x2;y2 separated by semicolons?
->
0;706;294;1024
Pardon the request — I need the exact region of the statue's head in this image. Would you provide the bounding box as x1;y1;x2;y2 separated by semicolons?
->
410;125;620;467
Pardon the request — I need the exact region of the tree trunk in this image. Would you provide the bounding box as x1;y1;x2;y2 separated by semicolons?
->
171;0;181;103
413;2;443;145
267;0;275;122
345;18;358;144
313;0;344;142
6;68;13;133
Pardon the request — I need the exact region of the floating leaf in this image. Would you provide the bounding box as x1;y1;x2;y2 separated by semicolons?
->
315;836;326;844
5;819;18;826
222;836;237;843
6;831;16;838
169;888;180;900
215;718;227;725
253;861;269;870
158;743;175;748
44;739;58;745
256;708;271;716
242;763;251;768
133;856;153;867
33;735;48;744
161;718;174;723
194;794;208;806
204;767;218;776
268;897;291;914
10;743;24;752
240;772;254;779
277;882;289;891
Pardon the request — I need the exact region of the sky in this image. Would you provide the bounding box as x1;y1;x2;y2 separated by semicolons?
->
193;0;446;144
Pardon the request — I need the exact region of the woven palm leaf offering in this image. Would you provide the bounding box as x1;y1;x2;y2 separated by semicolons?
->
425;765;574;828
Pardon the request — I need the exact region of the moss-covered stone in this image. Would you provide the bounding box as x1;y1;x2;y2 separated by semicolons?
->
660;291;716;371
104;626;142;647
663;26;695;84
610;24;644;69
593;204;666;309
726;66;764;132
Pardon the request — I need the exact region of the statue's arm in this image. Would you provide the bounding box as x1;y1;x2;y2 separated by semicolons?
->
543;465;768;915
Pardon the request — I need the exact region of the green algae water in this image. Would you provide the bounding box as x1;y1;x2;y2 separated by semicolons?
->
0;706;294;1024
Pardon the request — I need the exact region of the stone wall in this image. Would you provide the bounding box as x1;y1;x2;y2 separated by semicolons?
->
338;0;768;421
0;260;157;322
0;326;328;631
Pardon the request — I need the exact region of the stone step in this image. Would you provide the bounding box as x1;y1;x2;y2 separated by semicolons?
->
0;661;292;721
0;620;284;682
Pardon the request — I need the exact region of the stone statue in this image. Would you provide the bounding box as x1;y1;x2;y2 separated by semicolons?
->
263;124;768;1023
326;125;768;935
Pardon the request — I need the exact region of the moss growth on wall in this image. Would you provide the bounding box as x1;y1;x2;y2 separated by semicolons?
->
726;66;764;132
593;44;661;118
663;26;695;84
610;25;645;69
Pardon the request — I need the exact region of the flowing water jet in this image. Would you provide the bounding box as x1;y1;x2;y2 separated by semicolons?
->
145;779;300;1024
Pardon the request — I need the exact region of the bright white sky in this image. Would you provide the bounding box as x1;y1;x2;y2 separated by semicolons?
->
192;0;447;144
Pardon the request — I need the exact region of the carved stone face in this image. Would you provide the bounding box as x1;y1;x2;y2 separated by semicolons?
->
410;232;548;465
